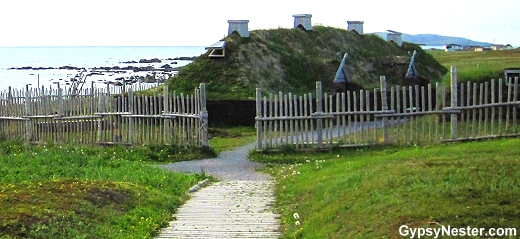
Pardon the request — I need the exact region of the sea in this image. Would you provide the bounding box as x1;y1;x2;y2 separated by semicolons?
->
0;46;207;92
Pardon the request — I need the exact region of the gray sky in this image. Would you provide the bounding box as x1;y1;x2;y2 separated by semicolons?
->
1;0;518;46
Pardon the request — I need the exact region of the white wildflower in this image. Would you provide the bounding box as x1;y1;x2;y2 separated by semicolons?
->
293;213;299;220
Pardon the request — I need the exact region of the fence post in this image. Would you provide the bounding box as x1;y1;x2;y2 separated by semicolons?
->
97;92;104;143
316;81;323;149
256;88;263;151
56;88;64;142
450;66;458;139
199;83;209;147
162;85;168;144
380;76;388;143
24;88;32;142
128;88;134;144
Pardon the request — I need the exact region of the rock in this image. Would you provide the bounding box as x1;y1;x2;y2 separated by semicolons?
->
120;60;138;64
139;58;162;63
172;56;197;61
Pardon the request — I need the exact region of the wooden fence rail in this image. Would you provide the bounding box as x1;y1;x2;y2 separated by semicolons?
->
0;84;208;147
256;66;520;151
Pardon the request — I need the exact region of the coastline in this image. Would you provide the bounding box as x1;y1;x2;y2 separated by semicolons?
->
0;46;206;91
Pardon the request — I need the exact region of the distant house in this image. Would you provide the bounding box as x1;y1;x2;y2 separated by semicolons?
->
474;46;491;51
505;44;514;50
490;44;507;51
445;44;463;52
464;45;478;51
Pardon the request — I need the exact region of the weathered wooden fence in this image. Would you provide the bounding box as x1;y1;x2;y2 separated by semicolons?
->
0;84;208;147
255;66;520;151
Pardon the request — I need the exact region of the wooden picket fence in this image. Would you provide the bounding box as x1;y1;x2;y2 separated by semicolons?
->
0;83;208;147
255;66;520;151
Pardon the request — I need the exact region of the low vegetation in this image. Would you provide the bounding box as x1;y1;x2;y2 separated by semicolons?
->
169;26;447;100
429;48;520;85
0;126;258;238
209;126;256;154
0;141;210;239
251;138;520;238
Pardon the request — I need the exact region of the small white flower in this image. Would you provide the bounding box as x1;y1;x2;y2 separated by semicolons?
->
293;213;299;220
295;221;300;226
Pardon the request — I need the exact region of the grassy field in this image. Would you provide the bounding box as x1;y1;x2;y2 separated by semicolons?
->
251;138;520;238
0;141;214;239
0;126;258;239
429;48;520;85
208;126;257;154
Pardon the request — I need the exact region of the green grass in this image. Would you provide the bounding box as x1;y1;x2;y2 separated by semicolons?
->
251;138;520;238
0;141;208;239
429;49;520;85
208;126;257;154
168;26;446;100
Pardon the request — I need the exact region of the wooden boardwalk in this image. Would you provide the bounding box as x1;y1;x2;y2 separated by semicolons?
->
156;180;281;239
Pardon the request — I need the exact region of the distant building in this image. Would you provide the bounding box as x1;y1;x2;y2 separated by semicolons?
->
464;45;477;51
387;30;403;47
445;44;463;52
292;14;313;31
474;46;491;51
490;44;507;51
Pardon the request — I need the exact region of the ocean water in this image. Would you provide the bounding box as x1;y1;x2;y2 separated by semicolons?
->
0;46;206;92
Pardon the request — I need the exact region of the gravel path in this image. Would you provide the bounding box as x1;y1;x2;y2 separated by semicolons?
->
155;143;280;239
158;143;271;181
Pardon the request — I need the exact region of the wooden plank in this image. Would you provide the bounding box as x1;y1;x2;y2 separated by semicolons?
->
256;88;263;151
373;88;378;142
389;86;396;143
506;79;512;132
401;86;407;142
408;86;413;141
299;95;304;148
466;81;471;138
499;78;503;134
288;93;294;145
484;82;489;135
155;180;281;239
347;91;352;143
421;85;426;142
353;91;358;144
96;92;104;143
341;93;347;144
263;96;268;148
269;94;274;149
395;86;401;143
415;85;420;142
316;82;323;148
275;93;280;147
360;90;366;142
327;94;338;147
491;79;496;135
128;89;135;144
514;78;518;134
479;83;484;136
428;84;433;141
303;94;309;146
294;94;300;148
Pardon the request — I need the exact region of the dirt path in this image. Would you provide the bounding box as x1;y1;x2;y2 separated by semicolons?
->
155;143;281;239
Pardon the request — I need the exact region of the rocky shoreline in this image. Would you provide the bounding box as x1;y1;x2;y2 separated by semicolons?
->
8;56;196;72
6;56;197;86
